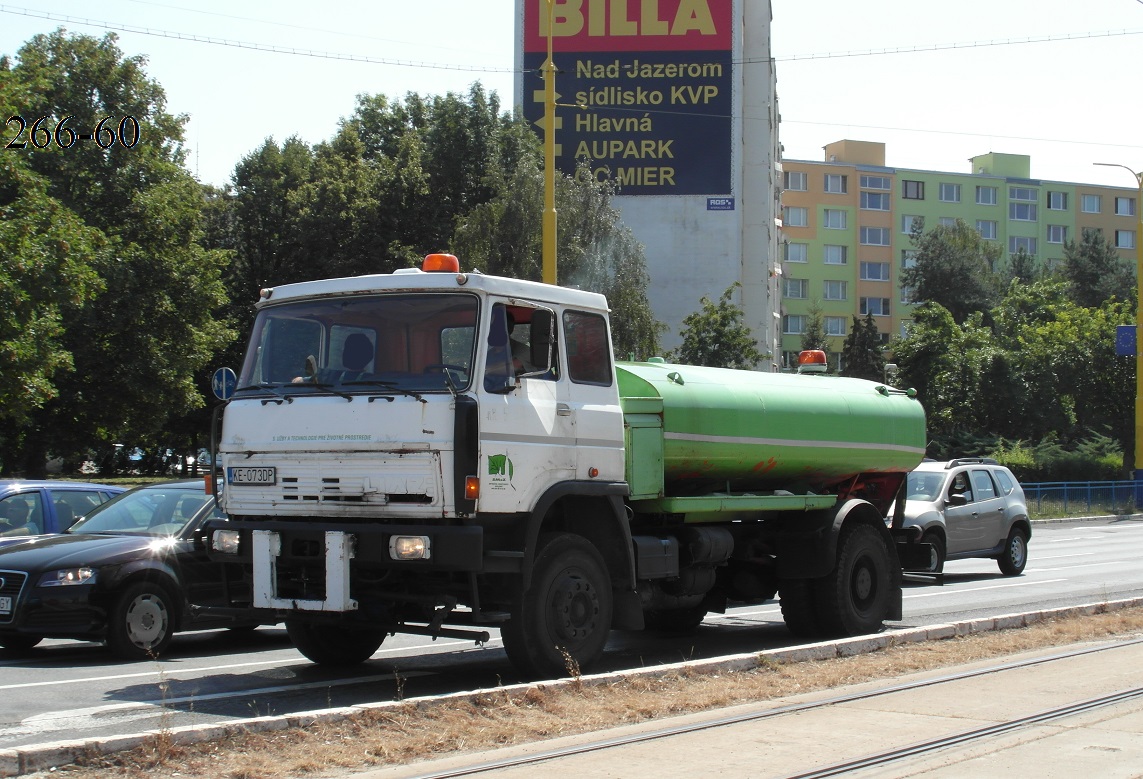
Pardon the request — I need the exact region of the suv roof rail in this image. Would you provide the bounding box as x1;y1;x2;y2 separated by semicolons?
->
945;457;999;468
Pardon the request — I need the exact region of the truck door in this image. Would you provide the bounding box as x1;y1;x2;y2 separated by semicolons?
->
478;303;575;513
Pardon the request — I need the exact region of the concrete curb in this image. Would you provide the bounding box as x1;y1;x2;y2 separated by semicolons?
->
2;595;1142;777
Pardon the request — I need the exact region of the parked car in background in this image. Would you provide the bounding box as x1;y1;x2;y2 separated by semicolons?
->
0;479;266;659
891;458;1031;575
0;481;126;545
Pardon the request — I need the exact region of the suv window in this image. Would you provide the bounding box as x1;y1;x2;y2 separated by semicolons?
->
993;469;1016;496
948;472;973;502
970;469;997;500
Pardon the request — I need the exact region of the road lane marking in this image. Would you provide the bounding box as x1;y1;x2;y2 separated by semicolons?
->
903;578;1068;599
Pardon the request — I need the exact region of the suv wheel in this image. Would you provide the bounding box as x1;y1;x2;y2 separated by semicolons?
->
997;528;1028;576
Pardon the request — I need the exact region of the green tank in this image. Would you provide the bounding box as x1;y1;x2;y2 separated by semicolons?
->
617;361;926;497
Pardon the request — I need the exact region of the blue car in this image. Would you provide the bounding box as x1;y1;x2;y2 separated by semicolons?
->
0;481;125;545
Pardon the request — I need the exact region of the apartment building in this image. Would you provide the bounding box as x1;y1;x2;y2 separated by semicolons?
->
778;140;1139;370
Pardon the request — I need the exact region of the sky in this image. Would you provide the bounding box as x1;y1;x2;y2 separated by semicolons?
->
2;0;1142;191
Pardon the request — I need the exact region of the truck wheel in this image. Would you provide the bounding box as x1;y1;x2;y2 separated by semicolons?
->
286;621;386;667
813;523;893;637
779;578;821;638
502;533;613;679
643;606;706;633
106;582;175;660
997;528;1028;576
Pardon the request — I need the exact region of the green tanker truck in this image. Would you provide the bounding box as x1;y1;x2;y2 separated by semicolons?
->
203;255;928;678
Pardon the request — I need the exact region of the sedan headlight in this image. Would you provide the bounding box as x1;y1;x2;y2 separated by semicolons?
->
39;567;97;587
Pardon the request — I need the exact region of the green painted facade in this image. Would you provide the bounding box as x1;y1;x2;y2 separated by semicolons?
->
777;143;1137;369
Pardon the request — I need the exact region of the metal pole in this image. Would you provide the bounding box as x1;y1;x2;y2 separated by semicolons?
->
542;0;558;286
1094;163;1143;479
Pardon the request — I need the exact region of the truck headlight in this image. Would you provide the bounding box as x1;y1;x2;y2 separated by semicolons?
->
39;567;96;587
212;529;241;555
389;535;431;560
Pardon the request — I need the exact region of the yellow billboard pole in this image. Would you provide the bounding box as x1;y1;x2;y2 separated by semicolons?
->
1094;162;1143;477
542;0;558;286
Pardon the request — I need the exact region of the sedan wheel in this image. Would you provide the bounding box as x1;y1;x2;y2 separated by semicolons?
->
107;582;175;660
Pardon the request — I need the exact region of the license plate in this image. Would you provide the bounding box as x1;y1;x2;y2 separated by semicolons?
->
0;596;11;614
228;467;276;486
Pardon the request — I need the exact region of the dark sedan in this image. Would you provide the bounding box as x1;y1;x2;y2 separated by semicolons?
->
0;480;263;660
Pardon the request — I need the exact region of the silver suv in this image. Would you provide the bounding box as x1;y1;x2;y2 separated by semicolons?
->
892;458;1031;575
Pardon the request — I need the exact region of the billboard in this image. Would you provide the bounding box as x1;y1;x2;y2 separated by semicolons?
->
521;0;734;196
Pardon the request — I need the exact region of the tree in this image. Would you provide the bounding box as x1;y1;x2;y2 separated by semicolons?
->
840;313;885;382
900;218;1003;324
891;303;995;448
2;30;234;475
800;302;828;353
668;283;766;369
1061;228;1135;308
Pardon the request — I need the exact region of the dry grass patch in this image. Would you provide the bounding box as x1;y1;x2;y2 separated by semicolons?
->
38;606;1143;779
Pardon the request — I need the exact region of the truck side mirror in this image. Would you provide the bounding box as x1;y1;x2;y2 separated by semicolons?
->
530;310;554;372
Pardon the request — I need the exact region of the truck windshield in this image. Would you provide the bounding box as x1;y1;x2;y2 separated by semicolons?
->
236;293;479;395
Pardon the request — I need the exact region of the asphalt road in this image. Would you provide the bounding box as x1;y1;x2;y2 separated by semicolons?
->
0;517;1140;751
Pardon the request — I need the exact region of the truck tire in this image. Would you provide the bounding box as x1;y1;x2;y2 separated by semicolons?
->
502;533;613;679
779;578;821;638
813;523;893;637
286;621;386;667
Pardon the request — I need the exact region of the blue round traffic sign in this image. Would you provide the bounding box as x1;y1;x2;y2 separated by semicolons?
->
211;367;237;401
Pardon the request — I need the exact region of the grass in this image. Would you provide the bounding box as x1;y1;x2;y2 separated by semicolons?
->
38;606;1143;779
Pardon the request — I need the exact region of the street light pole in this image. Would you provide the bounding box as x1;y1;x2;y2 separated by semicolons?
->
1094;162;1143;478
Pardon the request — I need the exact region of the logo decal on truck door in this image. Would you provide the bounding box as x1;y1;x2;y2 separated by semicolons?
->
487;454;515;491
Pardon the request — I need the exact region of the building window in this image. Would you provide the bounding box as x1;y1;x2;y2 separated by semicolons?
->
784;242;808;262
783;278;808;299
1083;226;1104;240
1116;230;1136;249
860;226;891;245
782;315;806;335
783;206;808;227
860;191;890;210
1047;191;1068;210
1009;236;1038;255
784;171;807;191
938;183;961;202
976;220;997;240
823;209;847;229
902;180;924;200
902;214;924;234
823;245;847;265
900;285;917;305
860;261;891;281
901;250;917;269
939;217;957;227
1115;197;1137;217
823;280;847;301
976;185;998;205
1009;187;1038;221
860;175;890;190
861;297;891;316
1082;194;1102;213
825;316;847;336
824;174;848;194
1047;225;1067;244
1009;202;1037;221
